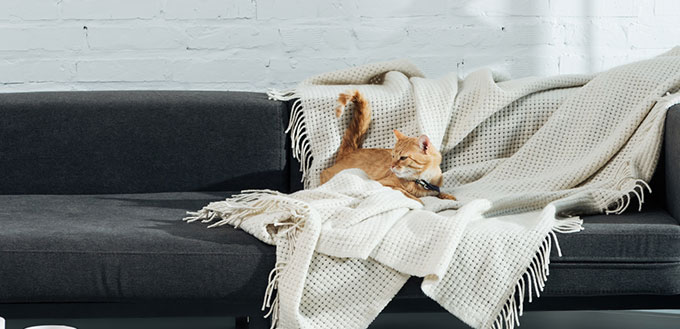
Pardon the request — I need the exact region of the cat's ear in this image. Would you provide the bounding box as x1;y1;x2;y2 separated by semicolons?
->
393;129;406;140
418;135;431;153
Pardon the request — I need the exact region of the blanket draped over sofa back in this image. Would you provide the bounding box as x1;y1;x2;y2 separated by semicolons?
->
278;48;680;217
188;48;680;329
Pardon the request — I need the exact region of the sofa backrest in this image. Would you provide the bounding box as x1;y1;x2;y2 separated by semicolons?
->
665;104;680;219
0;91;290;194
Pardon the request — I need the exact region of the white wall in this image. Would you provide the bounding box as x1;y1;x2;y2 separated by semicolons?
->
0;0;678;92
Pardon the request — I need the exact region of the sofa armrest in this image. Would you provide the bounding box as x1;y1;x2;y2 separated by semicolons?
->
666;104;680;220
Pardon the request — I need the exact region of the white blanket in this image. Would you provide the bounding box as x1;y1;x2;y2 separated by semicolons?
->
187;47;680;329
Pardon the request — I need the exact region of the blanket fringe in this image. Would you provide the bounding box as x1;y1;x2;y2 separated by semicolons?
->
184;189;311;329
268;88;298;102
262;262;286;329
489;216;583;329
269;88;311;185
183;189;294;228
604;178;652;215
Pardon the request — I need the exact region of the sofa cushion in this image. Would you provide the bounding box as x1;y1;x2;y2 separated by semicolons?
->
0;192;275;303
396;258;680;300
396;205;680;299
1;192;678;305
552;204;680;263
0;91;289;194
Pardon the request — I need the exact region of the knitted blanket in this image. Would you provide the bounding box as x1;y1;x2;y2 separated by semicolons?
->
186;48;680;329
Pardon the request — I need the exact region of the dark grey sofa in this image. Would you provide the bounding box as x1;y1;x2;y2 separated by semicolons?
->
0;91;678;328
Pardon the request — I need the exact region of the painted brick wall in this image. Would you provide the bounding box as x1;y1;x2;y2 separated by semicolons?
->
0;0;678;92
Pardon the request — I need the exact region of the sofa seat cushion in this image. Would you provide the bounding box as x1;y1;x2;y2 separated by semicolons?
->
2;193;678;305
0;192;276;303
396;204;680;300
553;204;680;263
543;204;680;296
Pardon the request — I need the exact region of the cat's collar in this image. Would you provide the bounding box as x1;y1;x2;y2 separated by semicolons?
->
415;179;440;193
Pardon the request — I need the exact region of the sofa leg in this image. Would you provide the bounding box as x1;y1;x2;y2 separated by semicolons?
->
235;315;270;329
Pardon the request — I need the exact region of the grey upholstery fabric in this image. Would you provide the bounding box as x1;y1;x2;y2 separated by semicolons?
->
544;262;680;296
552;204;680;262
0;192;275;303
397;260;680;299
0;91;289;194
396;206;680;299
666;104;680;220
1;192;678;304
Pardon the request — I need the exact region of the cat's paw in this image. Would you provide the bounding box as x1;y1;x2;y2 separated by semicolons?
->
438;193;457;200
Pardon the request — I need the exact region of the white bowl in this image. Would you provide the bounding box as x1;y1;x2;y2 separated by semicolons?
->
24;326;76;329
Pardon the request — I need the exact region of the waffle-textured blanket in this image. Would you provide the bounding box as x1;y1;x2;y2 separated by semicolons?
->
186;48;680;329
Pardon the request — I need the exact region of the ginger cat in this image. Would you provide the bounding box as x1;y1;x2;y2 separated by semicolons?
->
320;90;456;203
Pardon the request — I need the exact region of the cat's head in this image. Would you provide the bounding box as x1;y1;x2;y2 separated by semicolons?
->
390;130;442;181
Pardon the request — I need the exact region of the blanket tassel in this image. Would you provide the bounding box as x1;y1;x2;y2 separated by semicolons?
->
268;89;312;186
605;178;651;215
183;189;291;227
262;262;286;329
489;216;582;329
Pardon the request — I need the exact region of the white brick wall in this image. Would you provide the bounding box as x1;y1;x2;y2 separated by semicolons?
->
0;0;678;92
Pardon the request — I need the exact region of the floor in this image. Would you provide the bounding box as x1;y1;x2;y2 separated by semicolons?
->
5;311;680;329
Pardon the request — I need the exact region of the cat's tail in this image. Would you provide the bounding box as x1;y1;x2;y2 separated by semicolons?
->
336;90;371;159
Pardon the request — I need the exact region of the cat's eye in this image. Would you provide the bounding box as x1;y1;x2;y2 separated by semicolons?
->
399;156;408;161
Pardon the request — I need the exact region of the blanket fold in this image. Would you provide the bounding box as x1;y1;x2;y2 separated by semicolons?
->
187;47;680;329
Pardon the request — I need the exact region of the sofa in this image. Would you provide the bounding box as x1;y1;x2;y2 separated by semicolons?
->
0;90;678;329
